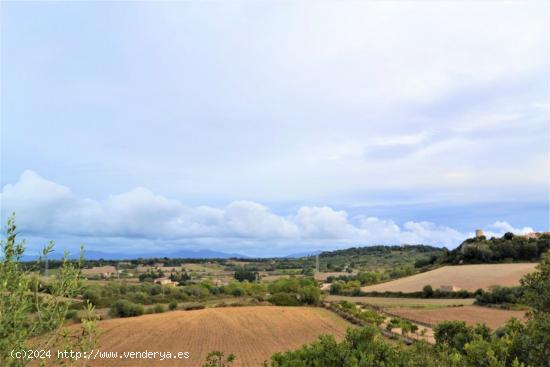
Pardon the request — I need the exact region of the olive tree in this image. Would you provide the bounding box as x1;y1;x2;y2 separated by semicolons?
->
0;215;98;366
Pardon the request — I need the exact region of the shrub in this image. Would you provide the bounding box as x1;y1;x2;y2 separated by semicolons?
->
268;293;301;306
169;301;178;310
109;300;144;318
153;304;166;313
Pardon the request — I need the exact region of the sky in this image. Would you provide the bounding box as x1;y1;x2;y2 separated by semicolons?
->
1;1;549;257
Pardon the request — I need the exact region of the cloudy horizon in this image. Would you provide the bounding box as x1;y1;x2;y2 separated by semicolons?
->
1;1;549;256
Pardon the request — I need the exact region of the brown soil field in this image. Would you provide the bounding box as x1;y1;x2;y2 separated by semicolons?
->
361;263;537;292
86;306;351;367
389;305;527;330
325;295;475;308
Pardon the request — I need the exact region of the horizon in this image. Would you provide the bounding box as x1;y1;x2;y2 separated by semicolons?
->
1;1;549;257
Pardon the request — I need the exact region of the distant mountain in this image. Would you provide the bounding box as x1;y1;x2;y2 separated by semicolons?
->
285;250;323;258
21;248;247;261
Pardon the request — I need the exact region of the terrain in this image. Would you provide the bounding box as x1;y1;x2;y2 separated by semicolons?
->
86;306;351;367
361;263;537;292
388;305;527;329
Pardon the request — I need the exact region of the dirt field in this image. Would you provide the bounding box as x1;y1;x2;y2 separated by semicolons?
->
388;306;527;330
88;306;351;366
361;263;537;292
325;295;475;308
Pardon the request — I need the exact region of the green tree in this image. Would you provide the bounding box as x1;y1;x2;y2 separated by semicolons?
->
519;252;550;366
423;284;434;298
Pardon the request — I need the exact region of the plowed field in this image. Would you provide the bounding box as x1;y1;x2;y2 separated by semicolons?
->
361;263;537;292
87;306;351;366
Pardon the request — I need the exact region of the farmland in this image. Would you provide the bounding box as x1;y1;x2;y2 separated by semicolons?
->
361;263;537;292
388;305;527;330
87;306;351;366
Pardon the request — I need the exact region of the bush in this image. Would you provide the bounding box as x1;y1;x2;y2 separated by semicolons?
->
268;293;301;306
153;304;166;313
109;300;144;318
169;301;178;310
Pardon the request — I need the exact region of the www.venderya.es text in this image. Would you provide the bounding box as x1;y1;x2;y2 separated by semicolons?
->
11;349;190;361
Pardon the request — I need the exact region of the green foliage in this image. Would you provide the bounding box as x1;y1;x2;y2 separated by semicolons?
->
423;284;434;298
169;301;178;310
475;286;523;307
233;267;258;282
434;321;478;352
0;215;98;366
139;268;165;282
170;270;191;285
109;300;144;317
445;233;549;265
519;252;550;366
268;293;301;306
201;351;235;367
153;304;166;313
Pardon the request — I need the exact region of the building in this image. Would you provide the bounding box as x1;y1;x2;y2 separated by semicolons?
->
154;277;177;286
475;229;484;238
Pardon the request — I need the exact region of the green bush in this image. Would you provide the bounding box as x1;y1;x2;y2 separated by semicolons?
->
268;293;301;306
169;301;178;310
153;304;166;313
109;300;144;318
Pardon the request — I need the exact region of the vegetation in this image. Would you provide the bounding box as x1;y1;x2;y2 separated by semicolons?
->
442;233;549;265
475;286;524;308
265;251;550;366
0;216;98;366
233;267;259;282
201;351;235;367
331;287;476;299
109;300;145;317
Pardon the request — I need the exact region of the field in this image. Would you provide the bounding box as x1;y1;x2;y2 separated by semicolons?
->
87;306;351;366
361;263;537;292
388;306;527;330
325;295;475;308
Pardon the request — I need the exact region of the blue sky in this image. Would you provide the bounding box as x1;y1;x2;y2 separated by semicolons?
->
1;1;549;257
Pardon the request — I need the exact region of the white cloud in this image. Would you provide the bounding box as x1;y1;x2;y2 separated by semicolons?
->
484;221;535;238
1;171;541;255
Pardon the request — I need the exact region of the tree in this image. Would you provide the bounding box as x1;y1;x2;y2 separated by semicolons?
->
422;284;434;298
0;215;98;366
519;251;550;366
233;268;258;282
504;232;515;240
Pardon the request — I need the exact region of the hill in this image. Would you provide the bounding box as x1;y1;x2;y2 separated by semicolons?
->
85;306;350;367
441;232;549;265
318;245;446;271
360;263;538;292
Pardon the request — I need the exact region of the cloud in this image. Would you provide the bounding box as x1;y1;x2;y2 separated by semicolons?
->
1;171;541;255
484;221;534;238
